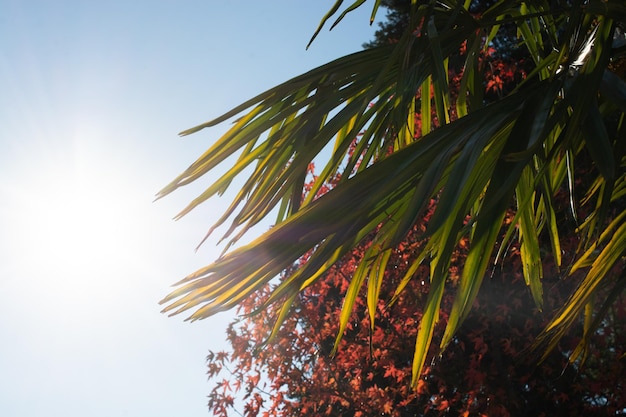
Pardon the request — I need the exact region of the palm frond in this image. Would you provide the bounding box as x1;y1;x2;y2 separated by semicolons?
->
161;0;626;385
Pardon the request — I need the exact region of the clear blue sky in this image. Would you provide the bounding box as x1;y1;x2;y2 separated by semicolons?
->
0;1;379;416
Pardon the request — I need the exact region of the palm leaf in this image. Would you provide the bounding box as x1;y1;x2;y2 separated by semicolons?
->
162;0;626;385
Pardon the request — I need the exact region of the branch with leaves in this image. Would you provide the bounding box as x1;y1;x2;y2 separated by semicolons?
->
159;0;626;387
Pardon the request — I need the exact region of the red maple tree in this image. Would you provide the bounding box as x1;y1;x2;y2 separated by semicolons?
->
206;193;626;416
204;8;626;416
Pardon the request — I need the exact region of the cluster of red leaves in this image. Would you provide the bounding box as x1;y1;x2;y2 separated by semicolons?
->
207;198;626;416
206;109;626;417
482;46;528;98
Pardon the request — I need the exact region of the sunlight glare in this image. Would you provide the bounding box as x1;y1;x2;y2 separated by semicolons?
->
3;136;150;307
24;168;128;271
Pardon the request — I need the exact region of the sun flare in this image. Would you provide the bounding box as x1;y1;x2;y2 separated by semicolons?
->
26;174;127;271
4;145;146;284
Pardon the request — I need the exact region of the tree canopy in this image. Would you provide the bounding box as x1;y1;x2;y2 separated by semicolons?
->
206;204;626;416
158;0;626;388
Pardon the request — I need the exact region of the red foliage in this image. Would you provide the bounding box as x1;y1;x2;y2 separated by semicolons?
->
205;25;626;417
206;206;626;416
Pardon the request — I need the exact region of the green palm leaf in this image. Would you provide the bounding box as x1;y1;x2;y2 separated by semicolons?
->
161;0;626;385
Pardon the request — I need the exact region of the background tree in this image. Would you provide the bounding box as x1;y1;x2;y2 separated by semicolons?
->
363;0;412;48
158;0;626;386
206;208;626;416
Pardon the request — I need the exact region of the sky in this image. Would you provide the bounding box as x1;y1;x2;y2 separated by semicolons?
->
0;1;379;416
